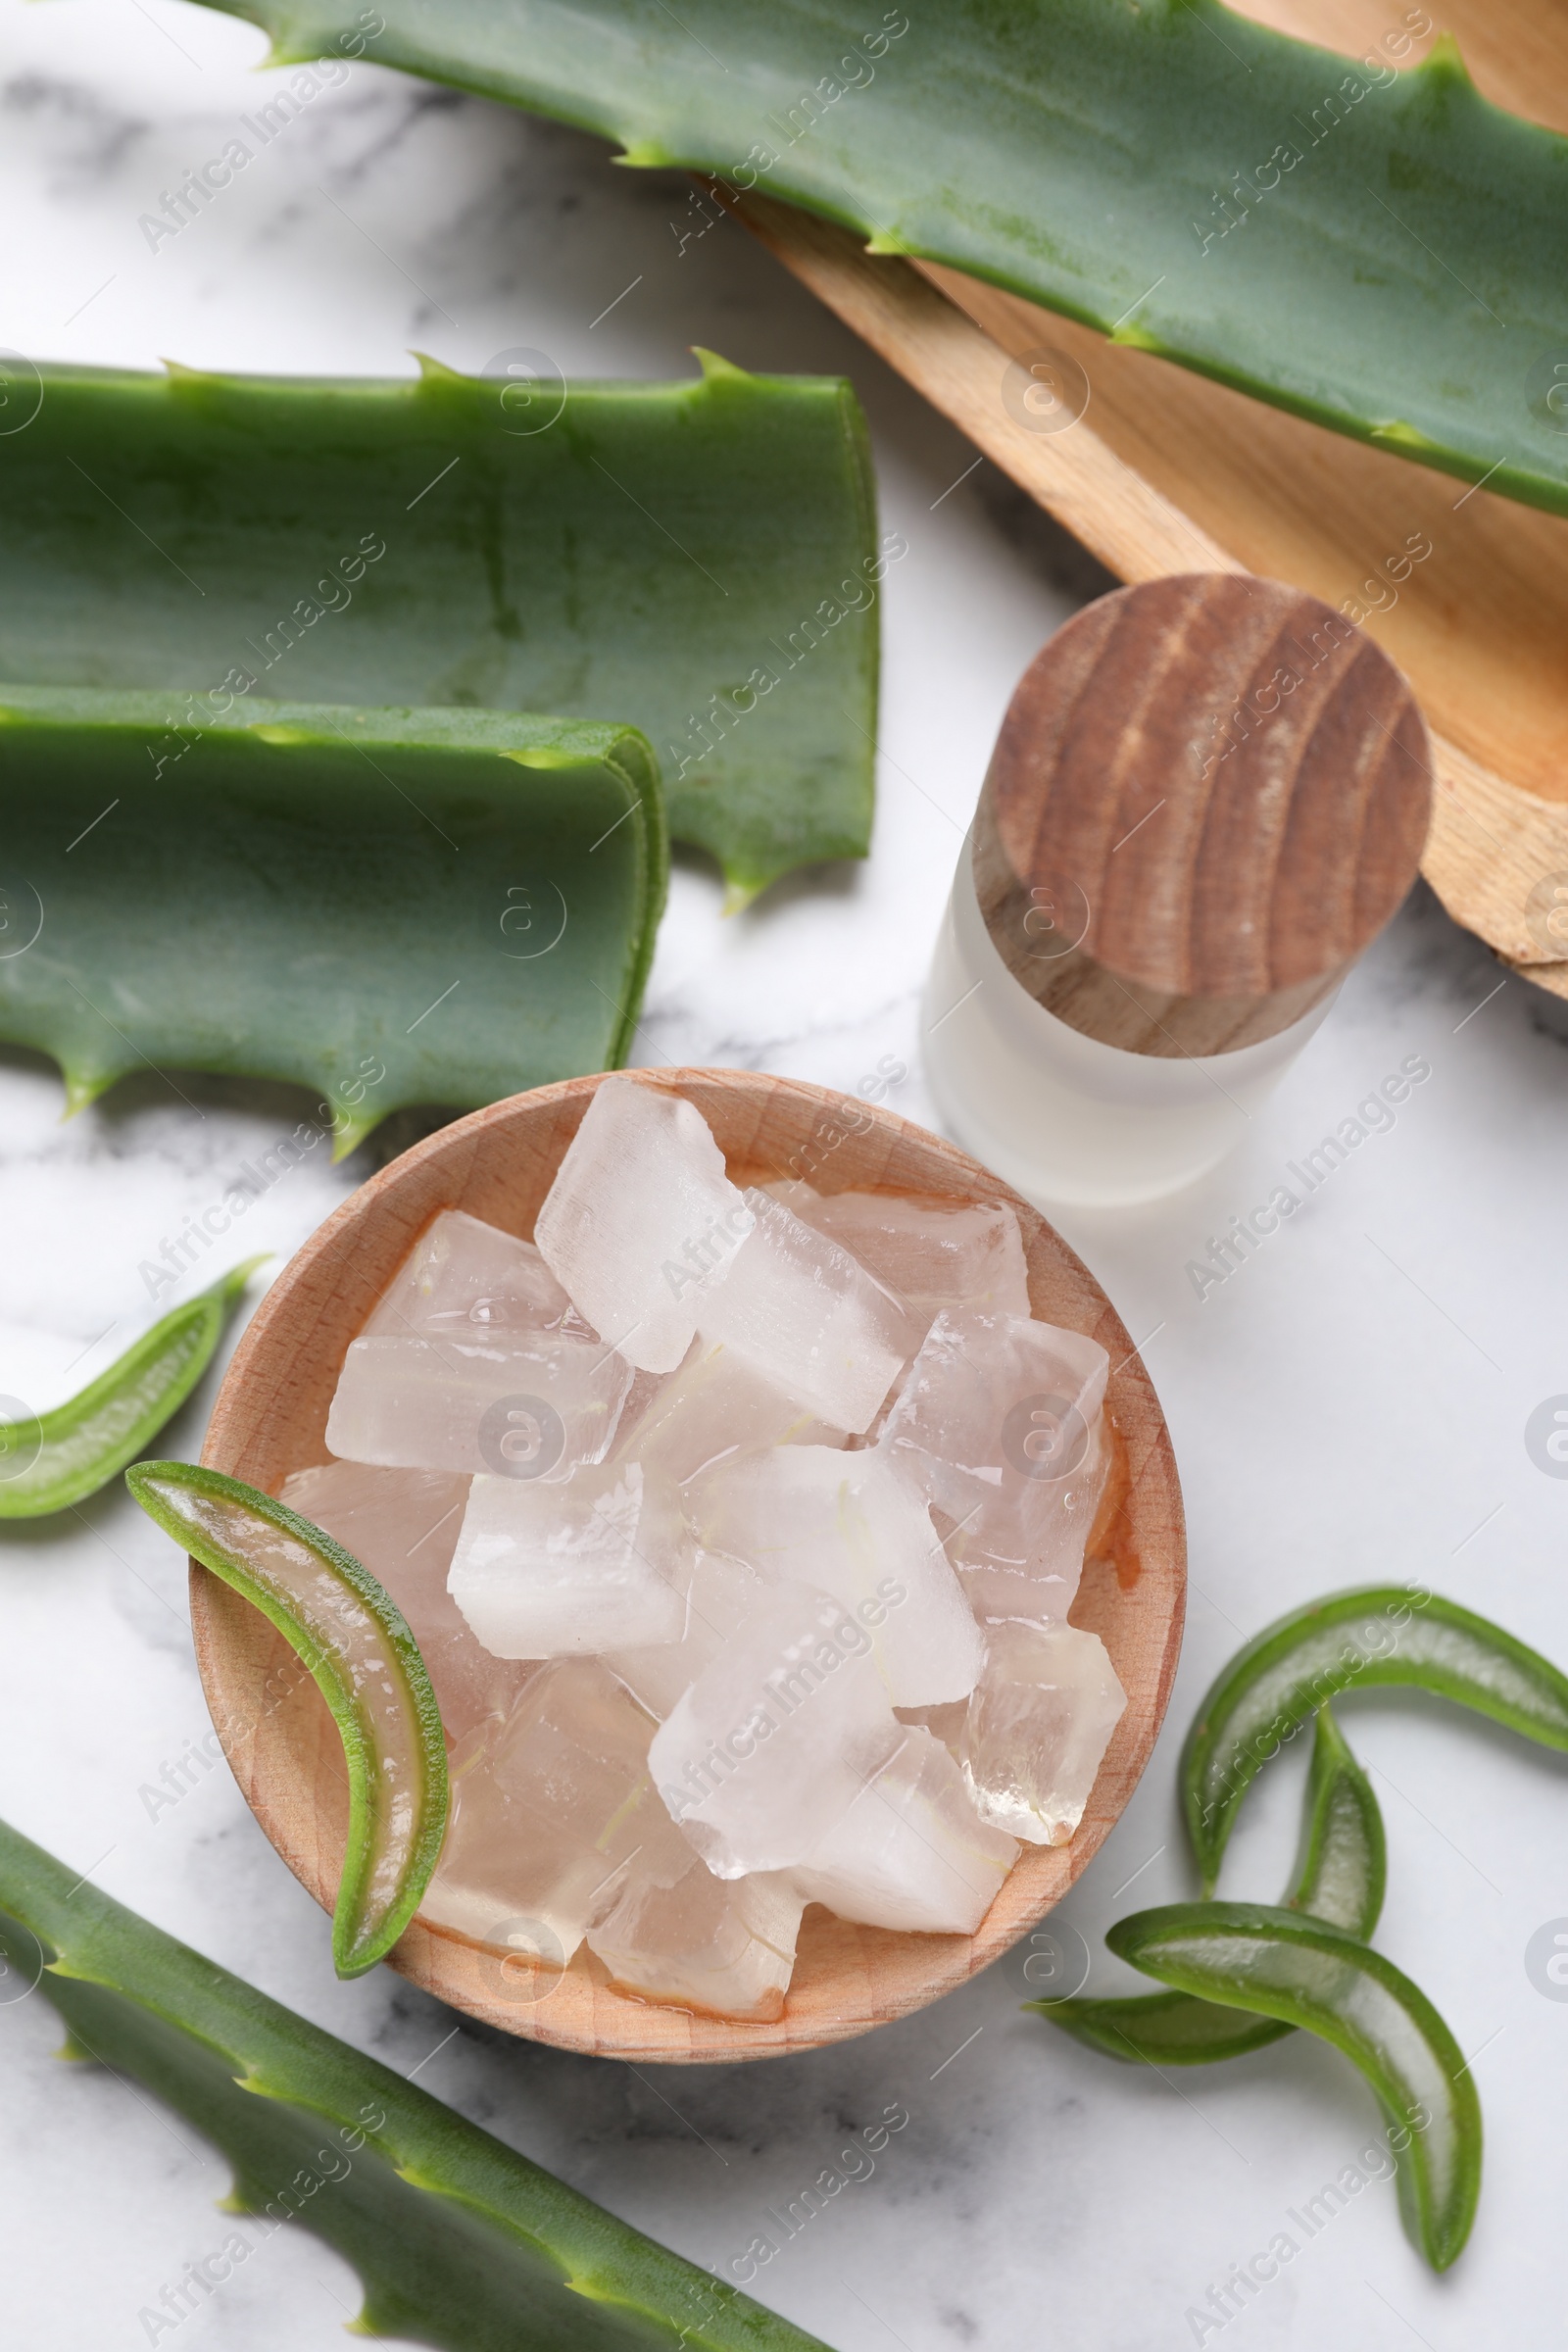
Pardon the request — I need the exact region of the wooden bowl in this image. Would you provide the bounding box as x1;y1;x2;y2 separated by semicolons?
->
193;1070;1186;2062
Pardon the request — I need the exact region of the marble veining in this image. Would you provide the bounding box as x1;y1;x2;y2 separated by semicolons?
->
1;4;1566;2347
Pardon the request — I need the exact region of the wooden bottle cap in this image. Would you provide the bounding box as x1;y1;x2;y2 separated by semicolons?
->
971;573;1432;1056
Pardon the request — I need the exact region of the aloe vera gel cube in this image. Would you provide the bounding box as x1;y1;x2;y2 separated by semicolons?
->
648;1583;903;1879
448;1462;688;1659
790;1728;1018;1934
325;1332;632;1481
365;1209;587;1342
611;1337;841;1486
422;1658;687;1957
882;1308;1110;1623
534;1076;755;1374
280;1459;527;1740
770;1185;1032;1329
961;1623;1126;1845
587;1865;805;2023
689;1445;983;1707
698;1190;914;1433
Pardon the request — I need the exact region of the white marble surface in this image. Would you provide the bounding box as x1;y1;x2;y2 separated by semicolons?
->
3;6;1567;2347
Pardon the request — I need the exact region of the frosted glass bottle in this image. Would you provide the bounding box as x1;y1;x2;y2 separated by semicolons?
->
922;574;1432;1213
925;835;1340;1208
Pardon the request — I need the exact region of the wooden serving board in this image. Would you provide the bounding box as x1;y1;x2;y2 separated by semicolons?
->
721;0;1568;995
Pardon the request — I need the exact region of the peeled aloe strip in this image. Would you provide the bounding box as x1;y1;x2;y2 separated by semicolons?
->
189;0;1568;516
0;693;664;1155
1184;1585;1568;1893
1108;1902;1481;2271
0;1817;833;2349
1042;1702;1386;2066
0;1259;263;1520
0;353;877;903
126;1462;448;1979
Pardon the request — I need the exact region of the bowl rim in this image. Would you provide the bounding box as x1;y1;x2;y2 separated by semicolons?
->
193;1066;1186;2063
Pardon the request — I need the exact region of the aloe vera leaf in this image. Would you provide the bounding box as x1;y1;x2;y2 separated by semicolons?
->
1040;1703;1386;2065
181;3;1568;518
1108;1902;1482;2269
0;689;664;1152
0;1817;832;2348
1184;1585;1568;1892
126;1462;448;1978
0;1258;264;1520
0;354;877;901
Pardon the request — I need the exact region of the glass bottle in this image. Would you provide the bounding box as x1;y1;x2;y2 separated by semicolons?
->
923;573;1432;1211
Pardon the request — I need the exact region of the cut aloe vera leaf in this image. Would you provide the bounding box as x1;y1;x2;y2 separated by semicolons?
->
1288;1700;1386;1936
1041;1703;1386;2066
0;690;664;1152
0;1258;264;1520
1109;1902;1482;2270
0;354;878;900
125;1462;448;1978
185;3;1568;517
0;1818;832;2348
1184;1586;1568;1892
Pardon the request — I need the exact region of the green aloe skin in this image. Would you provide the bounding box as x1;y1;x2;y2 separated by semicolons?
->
0;1258;264;1519
0;1816;835;2350
188;0;1568;514
1040;1702;1386;2066
1108;1903;1481;2272
1038;1590;1564;2267
1183;1584;1568;1891
0;691;664;1153
126;1463;450;1978
0;354;879;904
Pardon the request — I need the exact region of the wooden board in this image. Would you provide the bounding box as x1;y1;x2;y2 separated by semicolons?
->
716;0;1568;995
192;1068;1186;2064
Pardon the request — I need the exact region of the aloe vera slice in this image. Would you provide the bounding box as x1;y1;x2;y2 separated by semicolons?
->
0;691;663;1153
1040;1703;1386;2066
0;1817;832;2348
1184;1586;1568;1892
1288;1702;1387;1936
0;1258;263;1520
186;2;1568;517
0;354;878;901
1108;1902;1482;2269
126;1462;448;1979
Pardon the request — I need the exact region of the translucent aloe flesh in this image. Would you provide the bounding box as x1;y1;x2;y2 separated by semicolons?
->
1109;1902;1482;2269
0;356;878;899
1042;1702;1387;2065
0;1817;833;2349
0;691;663;1152
127;1463;449;1978
1183;1585;1568;1891
186;1;1568;516
0;1258;263;1519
